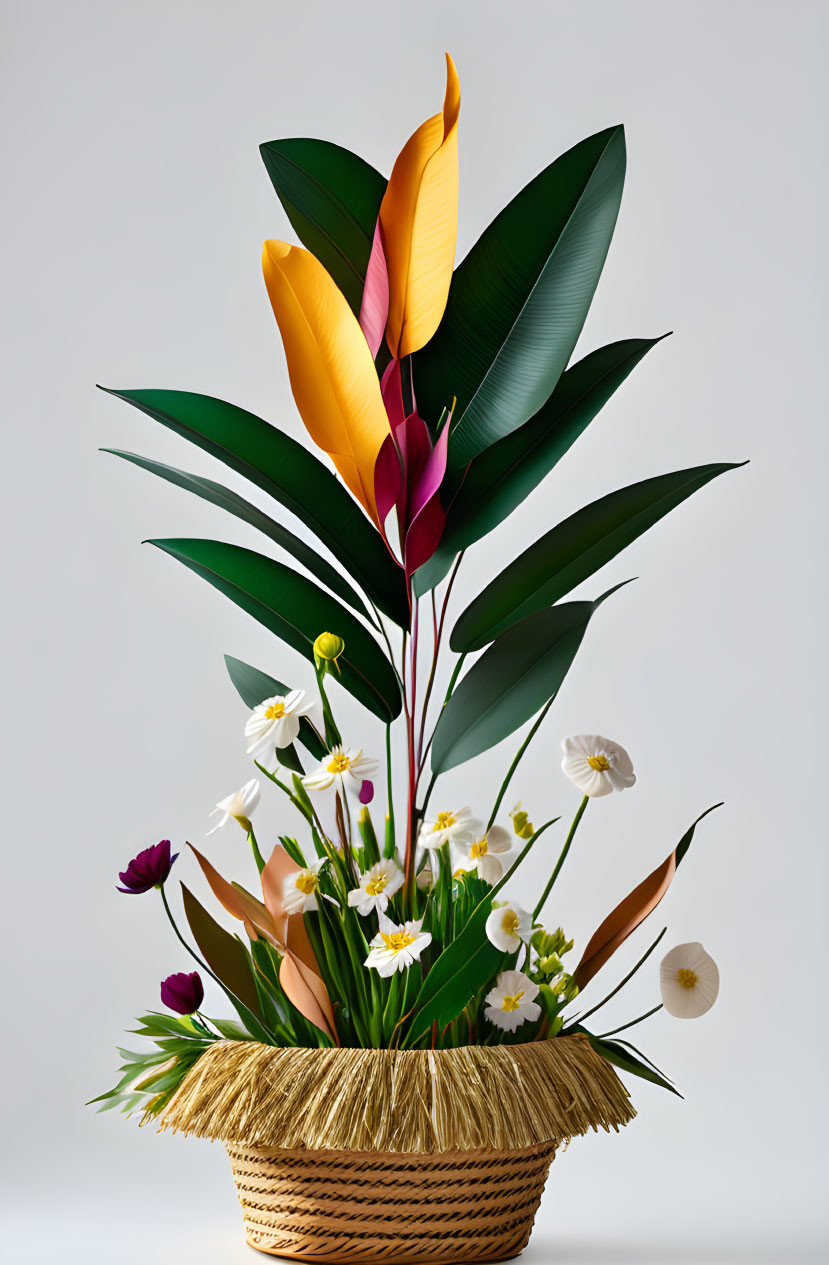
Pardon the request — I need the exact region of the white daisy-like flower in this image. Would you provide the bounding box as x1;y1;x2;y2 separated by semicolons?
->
245;689;311;766
364;914;431;977
207;778;261;834
282;858;327;914
660;942;720;1018
484;969;541;1032
455;825;512;885
347;858;404;916
418;806;482;852
301;745;378;796
485;900;533;953
560;734;636;798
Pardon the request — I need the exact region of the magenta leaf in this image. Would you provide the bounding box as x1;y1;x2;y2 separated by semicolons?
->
359;219;389;357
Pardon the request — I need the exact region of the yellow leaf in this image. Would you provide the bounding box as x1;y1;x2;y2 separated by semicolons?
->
262;240;390;521
380;53;460;359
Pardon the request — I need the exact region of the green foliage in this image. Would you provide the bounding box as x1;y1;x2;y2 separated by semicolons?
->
224;655;326;762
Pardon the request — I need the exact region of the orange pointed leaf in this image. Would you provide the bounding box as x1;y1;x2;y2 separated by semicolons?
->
280;952;338;1043
188;843;284;949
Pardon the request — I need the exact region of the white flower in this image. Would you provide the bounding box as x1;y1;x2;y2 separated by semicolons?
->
207;778;261;834
282;858;327;914
560;734;636;797
418;806;482;851
456;825;512;885
245;689;311;766
302;745;378;795
660;942;720;1018
347;859;404;916
484;969;541;1032
364;914;431;977
485;900;533;953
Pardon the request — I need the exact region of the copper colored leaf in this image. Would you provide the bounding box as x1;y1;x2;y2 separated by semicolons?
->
189;844;283;948
280;952;338;1042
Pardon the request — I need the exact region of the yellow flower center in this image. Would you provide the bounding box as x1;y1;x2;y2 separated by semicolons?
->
677;968;698;990
434;811;456;831
586;754;610;771
501;909;520;936
326;752;352;774
295;871;317;896
365;872;389;896
470;838;488;859
380;930;417;953
502;991;525;1012
264;701;285;719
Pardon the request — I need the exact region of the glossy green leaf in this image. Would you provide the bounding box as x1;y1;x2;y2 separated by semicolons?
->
578;1028;681;1096
180;884;263;1018
452;463;743;652
101;388;409;628
413;337;667;596
404;900;502;1047
432;585;628;774
415;127;626;465
224;654;326;762
259;138;386;314
150;538;401;722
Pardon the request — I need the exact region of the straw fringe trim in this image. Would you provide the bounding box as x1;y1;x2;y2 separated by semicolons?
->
152;1034;635;1153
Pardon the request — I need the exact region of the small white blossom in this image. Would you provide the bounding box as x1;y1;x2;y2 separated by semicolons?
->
207;778;261;834
660;942;720;1018
347;859;404;916
282;858;327;914
418;806;482;851
364;914;431;977
302;745;378;796
455;825;512;885
245;689;311;767
485;900;533;953
484;969;541;1032
560;734;636;798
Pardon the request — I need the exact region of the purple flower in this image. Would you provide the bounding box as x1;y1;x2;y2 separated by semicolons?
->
160;970;204;1016
117;839;178;894
359;779;375;805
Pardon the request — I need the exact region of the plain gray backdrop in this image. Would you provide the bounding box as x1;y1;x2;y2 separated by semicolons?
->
2;1;827;1261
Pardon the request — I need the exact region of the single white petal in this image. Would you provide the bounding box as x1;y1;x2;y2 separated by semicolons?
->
477;853;504;885
486;826;512;854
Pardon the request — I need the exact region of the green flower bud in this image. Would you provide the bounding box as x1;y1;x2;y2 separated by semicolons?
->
538;953;563;976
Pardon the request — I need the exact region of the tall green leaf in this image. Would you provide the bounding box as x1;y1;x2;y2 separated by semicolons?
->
413;336;667;596
224;654;326;761
415;126;626;465
452;463;743;652
259;138;386;315
150;538;402;722
404;900;502;1047
432;584;628;774
577;1029;681;1096
105;449;375;624
100;388;409;628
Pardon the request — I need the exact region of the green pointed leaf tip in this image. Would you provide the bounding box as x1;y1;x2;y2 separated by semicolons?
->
224;655;326;760
415;126;626;465
259;138;386;314
99;387;409;628
451;462;744;653
148;538;401;723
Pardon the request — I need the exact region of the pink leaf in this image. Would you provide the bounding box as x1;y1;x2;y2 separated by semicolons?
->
374;433;403;546
359;219;389;358
409;418;449;522
404;494;446;576
381;359;406;434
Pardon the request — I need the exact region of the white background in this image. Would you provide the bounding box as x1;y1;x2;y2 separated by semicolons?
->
2;2;827;1261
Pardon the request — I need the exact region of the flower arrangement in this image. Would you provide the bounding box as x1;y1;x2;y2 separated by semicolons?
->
95;53;739;1242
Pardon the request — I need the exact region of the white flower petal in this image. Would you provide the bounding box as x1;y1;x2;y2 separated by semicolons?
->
660;942;719;1018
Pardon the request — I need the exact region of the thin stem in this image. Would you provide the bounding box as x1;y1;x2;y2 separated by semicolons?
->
160;887;220;988
416;651;467;783
598;1004;663;1039
418;771;438;821
533;796;589;921
416;552;465;762
247;829;267;875
573;926;669;1028
486;694;557;831
385;723;395;855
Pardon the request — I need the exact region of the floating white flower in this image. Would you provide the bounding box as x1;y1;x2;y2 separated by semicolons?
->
302;745;378;795
347;858;404;916
660;942;720;1018
418;806;482;851
207;778;261;834
245;689;311;766
364;914;431;977
484;969;541;1032
485;900;533;953
456;825;512;885
282;858;327;914
560;734;636;797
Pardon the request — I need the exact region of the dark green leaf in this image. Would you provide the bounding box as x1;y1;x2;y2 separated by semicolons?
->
404;900;502;1047
224;655;326;761
150;538;401;722
181;884;262;1018
259;138;386;314
579;1028;682;1096
100;388;408;627
208;1018;251;1041
432;584;628;774
415;127;626;465
104;449;375;624
413;337;668;596
452;463;743;652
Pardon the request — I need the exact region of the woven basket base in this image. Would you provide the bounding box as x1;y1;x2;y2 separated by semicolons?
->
227;1141;557;1264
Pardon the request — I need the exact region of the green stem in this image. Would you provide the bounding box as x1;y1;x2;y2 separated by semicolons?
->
416;652;467;782
160;887;220;988
533;796;588;921
486;694;557;831
385;723;396;856
598;1004;663;1039
572;926;668;1028
248;828;266;875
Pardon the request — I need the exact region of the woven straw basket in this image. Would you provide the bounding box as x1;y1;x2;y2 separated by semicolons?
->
156;1035;634;1263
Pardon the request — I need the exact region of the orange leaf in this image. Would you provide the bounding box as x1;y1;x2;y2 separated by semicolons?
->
280;952;338;1044
260;843;300;924
188;843;283;949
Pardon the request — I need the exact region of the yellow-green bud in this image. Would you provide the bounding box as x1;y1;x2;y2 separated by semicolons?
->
510;808;534;839
314;631;345;661
538;953;563;976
